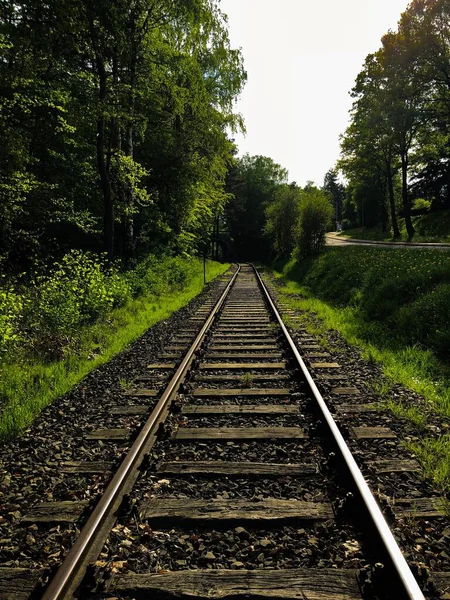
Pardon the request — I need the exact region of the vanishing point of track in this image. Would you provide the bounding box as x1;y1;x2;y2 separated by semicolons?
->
34;265;425;598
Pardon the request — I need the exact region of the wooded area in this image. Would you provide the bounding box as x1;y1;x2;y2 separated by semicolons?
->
0;0;245;269
339;0;450;238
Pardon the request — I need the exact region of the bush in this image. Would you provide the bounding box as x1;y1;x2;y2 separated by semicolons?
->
412;198;431;212
127;254;196;297
32;251;127;336
297;189;333;257
285;246;450;361
18;251;131;358
0;251;207;362
0;279;23;353
396;284;450;358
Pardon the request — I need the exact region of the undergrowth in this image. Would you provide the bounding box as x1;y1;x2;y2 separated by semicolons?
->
0;254;229;440
269;249;450;492
338;208;450;243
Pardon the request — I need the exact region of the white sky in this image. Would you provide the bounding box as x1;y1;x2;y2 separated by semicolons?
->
220;0;411;187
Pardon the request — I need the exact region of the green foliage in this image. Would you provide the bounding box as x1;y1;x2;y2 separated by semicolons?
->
323;170;345;224
264;184;301;257
296;188;333;257
272;261;450;415
338;208;450;243
283;246;450;361
0;250;211;362
338;0;450;239
0;278;24;354
412;198;431;211
407;435;450;493
0;0;246;267
226;154;288;261
0;258;229;440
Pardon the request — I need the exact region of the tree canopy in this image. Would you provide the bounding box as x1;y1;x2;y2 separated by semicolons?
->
339;0;450;238
0;0;246;269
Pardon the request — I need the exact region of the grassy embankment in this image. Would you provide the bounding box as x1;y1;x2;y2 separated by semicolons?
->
271;247;450;495
0;256;229;441
338;208;450;243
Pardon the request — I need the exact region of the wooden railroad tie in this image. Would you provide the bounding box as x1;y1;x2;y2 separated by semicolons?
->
390;497;445;519
110;405;148;415
173;427;307;441
182;405;298;415
22;501;89;523
195;374;290;382
124;388;159;397
200;363;286;370
351;427;396;440
158;461;317;477
109;567;362;600
368;459;420;474
331;387;360;395
335;404;379;414
139;498;333;523
86;428;130;441
206;353;283;360
191;388;291;397
209;345;279;351
60;461;114;474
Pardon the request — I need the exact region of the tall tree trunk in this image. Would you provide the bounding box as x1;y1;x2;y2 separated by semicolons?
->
112;47;124;257
123;25;137;262
96;60;114;260
87;9;114;260
386;166;400;238
401;152;414;239
123;116;135;261
378;171;388;232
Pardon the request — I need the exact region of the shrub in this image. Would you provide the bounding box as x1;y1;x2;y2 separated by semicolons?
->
297;189;333;257
22;251;131;357
412;198;431;212
285;246;450;362
0;279;23;353
396;284;450;358
0;251;206;363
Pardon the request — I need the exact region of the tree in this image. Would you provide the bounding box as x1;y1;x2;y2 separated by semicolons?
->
399;0;450;209
323;170;345;227
380;30;426;239
264;183;301;257
0;0;246;269
225;154;288;260
297;187;333;257
339;52;403;237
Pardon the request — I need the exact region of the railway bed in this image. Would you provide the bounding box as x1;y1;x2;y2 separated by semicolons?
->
0;265;449;599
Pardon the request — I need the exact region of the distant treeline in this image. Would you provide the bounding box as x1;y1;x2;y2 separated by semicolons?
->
0;0;245;270
339;0;450;238
225;155;334;261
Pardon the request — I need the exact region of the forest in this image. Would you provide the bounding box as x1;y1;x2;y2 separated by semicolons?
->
0;0;246;268
2;0;450;437
5;0;450;273
339;0;450;239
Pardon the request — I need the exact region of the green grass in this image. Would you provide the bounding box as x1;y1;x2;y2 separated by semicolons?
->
407;435;450;495
337;209;450;243
269;250;450;492
337;226;391;241
0;259;229;441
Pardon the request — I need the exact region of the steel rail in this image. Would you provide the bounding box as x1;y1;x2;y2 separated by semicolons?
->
253;266;425;600
42;265;241;600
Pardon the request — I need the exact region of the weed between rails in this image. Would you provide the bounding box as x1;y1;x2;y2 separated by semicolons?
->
0;260;229;441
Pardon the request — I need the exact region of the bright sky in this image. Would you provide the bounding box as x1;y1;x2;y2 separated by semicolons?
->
220;0;411;187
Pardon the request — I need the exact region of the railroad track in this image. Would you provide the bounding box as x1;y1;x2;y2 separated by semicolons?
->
2;265;447;599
